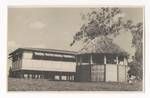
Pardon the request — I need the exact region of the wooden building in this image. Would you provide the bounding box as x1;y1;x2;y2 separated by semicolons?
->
9;48;77;81
75;36;128;82
9;37;128;82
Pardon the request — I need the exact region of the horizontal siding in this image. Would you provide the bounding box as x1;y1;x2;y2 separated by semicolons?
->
21;59;76;72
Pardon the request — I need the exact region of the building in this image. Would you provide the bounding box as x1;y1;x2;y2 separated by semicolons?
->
9;48;77;81
9;37;128;82
75;36;128;82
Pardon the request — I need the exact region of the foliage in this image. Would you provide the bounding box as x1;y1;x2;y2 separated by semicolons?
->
128;60;143;79
70;7;143;79
70;8;124;46
130;23;143;65
127;23;143;79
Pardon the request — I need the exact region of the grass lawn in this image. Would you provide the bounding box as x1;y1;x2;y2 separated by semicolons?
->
8;78;143;91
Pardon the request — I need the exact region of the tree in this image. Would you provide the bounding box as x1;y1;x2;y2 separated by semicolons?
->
128;57;143;79
70;7;143;79
70;8;124;46
131;23;143;65
127;22;143;79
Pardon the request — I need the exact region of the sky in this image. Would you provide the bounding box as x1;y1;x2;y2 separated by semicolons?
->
8;7;143;57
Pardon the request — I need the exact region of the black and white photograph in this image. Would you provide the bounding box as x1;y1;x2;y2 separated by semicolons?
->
7;7;144;91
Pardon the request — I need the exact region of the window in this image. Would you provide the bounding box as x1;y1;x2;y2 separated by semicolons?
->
32;52;75;62
106;55;117;64
54;75;60;80
93;54;104;64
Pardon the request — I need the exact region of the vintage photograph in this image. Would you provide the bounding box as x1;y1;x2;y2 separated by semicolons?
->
7;7;144;91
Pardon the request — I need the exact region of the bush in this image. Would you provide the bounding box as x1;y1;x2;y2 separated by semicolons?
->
128;61;143;80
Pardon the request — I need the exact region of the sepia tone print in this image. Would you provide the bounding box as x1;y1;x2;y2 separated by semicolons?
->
8;7;143;91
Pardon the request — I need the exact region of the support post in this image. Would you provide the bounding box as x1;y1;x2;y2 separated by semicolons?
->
59;75;61;81
33;74;35;79
124;57;127;65
32;74;33;79
104;55;107;64
22;74;24;78
76;55;78;66
90;54;93;65
72;75;74;81
116;56;119;82
116;56;119;64
70;75;72;80
67;75;69;81
124;57;127;82
27;74;29;79
66;75;68;80
104;55;107;82
79;55;82;65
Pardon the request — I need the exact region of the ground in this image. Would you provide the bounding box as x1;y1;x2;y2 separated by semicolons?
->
8;78;143;91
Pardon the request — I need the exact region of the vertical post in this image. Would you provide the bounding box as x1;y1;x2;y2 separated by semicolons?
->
27;74;29;79
36;74;38;79
124;57;127;82
90;54;93;65
116;56;119;64
116;56;119;82
79;55;82;65
89;54;93;81
124;57;127;65
37;74;39;79
59;75;61;81
125;65;127;82
68;75;70;81
66;75;68;80
76;55;78;66
22;73;24;78
104;55;107;64
32;74;34;79
72;75;74;81
70;75;72;81
104;55;107;82
32;73;33;79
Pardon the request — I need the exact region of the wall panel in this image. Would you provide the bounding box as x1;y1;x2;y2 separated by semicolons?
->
21;59;76;72
106;64;117;82
91;65;104;82
118;65;126;82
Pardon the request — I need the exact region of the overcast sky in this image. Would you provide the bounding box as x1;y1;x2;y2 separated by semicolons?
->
8;7;143;56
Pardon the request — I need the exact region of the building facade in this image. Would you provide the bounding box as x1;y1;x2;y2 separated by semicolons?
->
9;44;128;82
75;36;129;82
9;48;77;81
75;53;128;82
